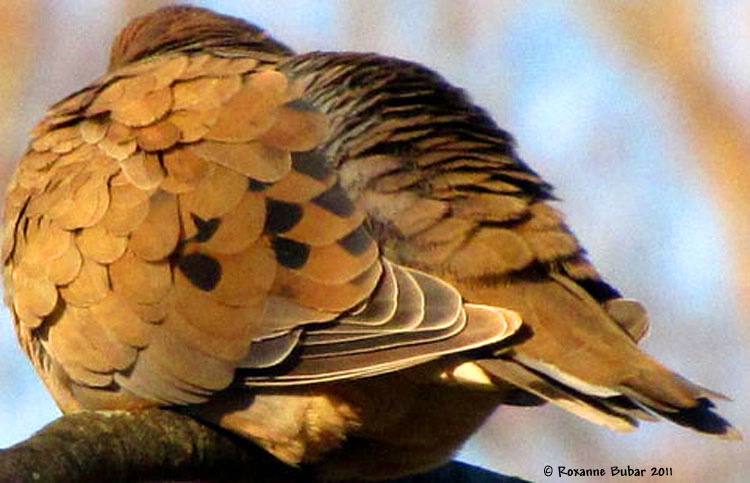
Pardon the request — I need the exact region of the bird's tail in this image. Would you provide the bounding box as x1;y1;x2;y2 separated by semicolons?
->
473;357;740;439
452;274;741;440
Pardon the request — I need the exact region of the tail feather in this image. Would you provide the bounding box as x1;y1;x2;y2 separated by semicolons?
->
475;353;740;440
617;383;741;440
454;270;740;439
475;358;637;432
653;398;742;440
598;396;660;423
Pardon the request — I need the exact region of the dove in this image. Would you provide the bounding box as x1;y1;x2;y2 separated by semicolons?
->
2;6;739;481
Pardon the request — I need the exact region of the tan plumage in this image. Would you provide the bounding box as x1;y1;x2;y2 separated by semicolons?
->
2;6;739;481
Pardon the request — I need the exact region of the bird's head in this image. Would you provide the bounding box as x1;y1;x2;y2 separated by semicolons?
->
109;5;293;70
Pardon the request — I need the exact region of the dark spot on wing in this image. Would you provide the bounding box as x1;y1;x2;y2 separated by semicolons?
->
248;178;271;192
292;150;330;180
312;184;354;217
265;199;303;234
190;214;221;242
338;226;373;255
272;237;310;269
178;252;222;291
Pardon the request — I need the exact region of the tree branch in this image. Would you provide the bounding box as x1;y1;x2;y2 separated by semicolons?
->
0;409;525;482
0;409;302;482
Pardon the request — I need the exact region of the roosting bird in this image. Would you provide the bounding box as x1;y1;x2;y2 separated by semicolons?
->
2;6;739;481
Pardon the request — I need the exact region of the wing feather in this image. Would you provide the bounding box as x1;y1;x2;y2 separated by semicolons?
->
5;49;521;412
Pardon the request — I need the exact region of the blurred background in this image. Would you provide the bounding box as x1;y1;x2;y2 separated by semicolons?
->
1;1;748;481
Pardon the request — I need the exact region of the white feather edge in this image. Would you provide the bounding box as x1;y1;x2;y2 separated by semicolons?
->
512;353;621;398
